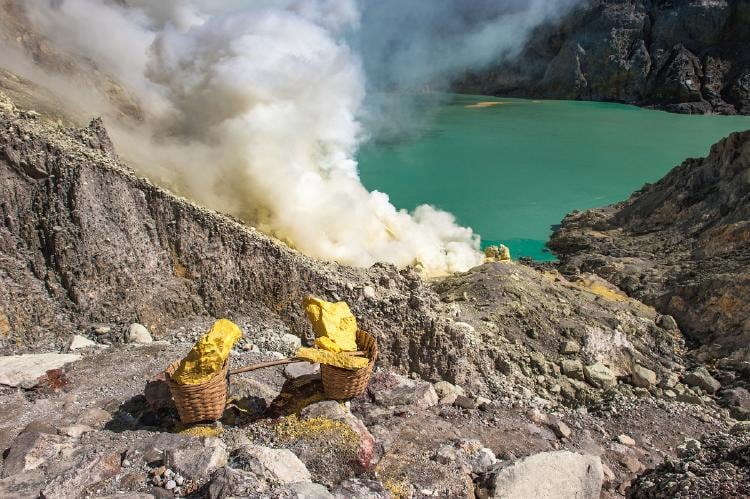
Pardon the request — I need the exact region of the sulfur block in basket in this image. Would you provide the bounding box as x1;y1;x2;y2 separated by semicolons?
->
172;319;242;385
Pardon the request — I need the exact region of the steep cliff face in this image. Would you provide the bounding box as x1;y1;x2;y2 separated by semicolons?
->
459;0;750;115
550;130;750;356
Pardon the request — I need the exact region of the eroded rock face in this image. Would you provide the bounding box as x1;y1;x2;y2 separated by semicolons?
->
549;130;750;356
458;1;750;115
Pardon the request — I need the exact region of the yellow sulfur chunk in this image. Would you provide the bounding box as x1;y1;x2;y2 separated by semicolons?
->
303;296;357;352
296;347;369;370
315;336;342;353
172;319;242;385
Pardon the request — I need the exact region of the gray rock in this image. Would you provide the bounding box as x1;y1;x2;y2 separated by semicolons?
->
454;395;477;410
617;434;636;447
372;374;438;409
0;469;46;497
231;444;311;485
165;437;227;480
333;478;390;499
280;333;302;351
561;359;584;381
0;354;81;389
206;466;268;499
547;417;572;439
42;452;121;499
631;365;658;389
68;334;97;351
657;315;679;331
2;432;74;477
286;482;334;498
721;387;750;420
583;363;617;389
436;439;498;475
683;367;721;394
559;340;580;354
126;323;153;344
478;451;603;499
300;401;347;420
284;362;319;379
433;380;464;398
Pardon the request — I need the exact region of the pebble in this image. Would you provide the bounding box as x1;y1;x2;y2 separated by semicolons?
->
126;323;153;344
165;479;177;490
617;434;636;446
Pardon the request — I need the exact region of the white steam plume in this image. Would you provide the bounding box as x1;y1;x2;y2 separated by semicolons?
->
0;0;580;274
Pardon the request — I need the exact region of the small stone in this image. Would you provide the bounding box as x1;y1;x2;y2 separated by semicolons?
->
683;367;721;394
165;480;177;490
126;323;153;344
300;401;347;420
617;434;636;447
93;326;111;335
631;365;657;388
559;341;580;354
660;372;679;389
454;395;477;410
58;424;93;438
231;444;311;484
657;315;679;331
547;417;572;439
561;360;585;381
583;363;617;389
68;335;97;351
476;396;492;409
433;380;464;398
284;362;319;379
280;333;302;351
363;286;376;299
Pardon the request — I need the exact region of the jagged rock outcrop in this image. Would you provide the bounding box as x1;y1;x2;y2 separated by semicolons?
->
549;130;750;358
458;0;750;115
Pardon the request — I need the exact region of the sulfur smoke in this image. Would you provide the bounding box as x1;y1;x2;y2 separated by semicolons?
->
0;0;580;274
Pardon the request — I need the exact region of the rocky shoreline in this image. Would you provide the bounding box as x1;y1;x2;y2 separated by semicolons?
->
457;0;750;116
1;90;749;497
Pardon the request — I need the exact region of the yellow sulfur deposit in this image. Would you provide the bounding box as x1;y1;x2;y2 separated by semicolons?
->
171;319;242;385
296;347;369;370
303;296;357;352
315;336;342;353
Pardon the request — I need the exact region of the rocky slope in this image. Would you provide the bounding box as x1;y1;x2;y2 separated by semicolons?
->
458;0;750;115
0;89;689;406
2;91;749;497
549;130;750;360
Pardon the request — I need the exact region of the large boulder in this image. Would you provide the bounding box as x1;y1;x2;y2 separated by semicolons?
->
477;451;603;499
231;444;311;485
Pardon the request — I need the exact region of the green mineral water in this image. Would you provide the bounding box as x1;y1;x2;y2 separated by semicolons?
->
358;94;750;260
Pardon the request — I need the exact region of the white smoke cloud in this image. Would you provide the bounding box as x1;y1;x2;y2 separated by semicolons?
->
0;0;580;274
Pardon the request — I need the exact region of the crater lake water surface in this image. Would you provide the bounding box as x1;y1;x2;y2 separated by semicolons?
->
358;94;750;260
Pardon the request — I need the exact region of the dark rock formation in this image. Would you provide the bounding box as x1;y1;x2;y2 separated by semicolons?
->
458;0;750;115
549;130;750;357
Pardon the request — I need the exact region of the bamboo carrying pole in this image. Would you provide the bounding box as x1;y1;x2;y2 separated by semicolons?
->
228;351;366;376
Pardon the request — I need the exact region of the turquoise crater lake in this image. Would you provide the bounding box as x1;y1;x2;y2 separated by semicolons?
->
358;95;750;260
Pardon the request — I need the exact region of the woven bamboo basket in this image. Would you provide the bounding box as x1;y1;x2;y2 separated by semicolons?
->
165;360;228;424
321;329;378;399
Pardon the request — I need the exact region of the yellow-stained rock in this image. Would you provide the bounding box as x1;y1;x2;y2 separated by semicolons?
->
303;296;357;352
172;319;242;385
296;347;369;370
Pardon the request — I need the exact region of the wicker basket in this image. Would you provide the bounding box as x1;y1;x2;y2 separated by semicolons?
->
322;329;378;399
165;360;228;424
